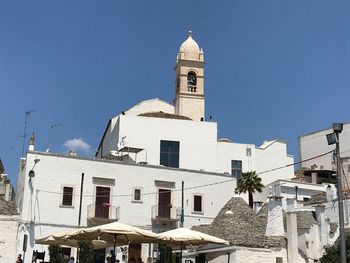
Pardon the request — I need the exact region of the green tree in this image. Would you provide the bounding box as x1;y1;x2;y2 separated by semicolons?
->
235;171;264;208
320;234;350;263
78;240;94;263
159;244;174;263
48;245;63;263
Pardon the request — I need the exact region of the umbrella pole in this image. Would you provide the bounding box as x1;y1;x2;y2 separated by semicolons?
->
180;241;183;263
114;234;117;252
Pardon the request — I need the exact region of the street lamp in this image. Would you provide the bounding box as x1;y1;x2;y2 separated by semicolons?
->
326;122;346;263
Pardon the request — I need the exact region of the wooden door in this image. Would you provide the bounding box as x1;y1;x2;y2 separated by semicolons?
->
158;189;171;218
95;186;110;218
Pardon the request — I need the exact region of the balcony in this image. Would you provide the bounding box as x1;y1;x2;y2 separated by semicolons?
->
151;205;179;227
87;204;120;226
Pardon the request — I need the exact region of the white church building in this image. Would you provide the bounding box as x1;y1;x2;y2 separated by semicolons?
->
15;32;294;262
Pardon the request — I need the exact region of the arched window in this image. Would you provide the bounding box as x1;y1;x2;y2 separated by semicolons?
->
187;71;197;93
187;71;197;86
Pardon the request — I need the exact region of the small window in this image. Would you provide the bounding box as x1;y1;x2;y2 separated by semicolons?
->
62;187;73;206
276;257;283;263
193;194;203;213
231;160;242;178
246;148;251;157
132;187;142;203
348;165;350;173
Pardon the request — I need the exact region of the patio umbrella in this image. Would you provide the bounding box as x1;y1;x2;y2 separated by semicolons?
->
36;230;110;249
64;221;161;251
157;227;229;262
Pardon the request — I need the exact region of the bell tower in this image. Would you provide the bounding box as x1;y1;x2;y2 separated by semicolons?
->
174;31;205;121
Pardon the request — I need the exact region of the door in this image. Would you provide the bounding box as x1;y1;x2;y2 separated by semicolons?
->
158;189;171;218
95;186;110;218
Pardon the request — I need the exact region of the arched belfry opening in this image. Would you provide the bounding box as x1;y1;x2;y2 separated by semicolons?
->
174;32;205;121
187;71;197;93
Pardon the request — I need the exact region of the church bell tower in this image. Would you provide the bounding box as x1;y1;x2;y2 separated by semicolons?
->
174;31;205;121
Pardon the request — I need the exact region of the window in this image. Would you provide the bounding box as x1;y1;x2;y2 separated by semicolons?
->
231;160;242;178
193;194;203;213
132;187;142;203
62;186;73;206
187;71;197;86
160;140;180;168
246;148;251;157
276;257;283;263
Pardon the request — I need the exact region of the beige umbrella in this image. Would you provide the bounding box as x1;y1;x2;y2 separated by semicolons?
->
35;230;110;249
157;227;229;261
157;227;229;245
65;221;161;250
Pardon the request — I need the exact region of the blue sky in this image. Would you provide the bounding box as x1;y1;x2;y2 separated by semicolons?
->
0;0;349;184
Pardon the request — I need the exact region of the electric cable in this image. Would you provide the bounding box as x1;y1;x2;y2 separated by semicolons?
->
36;150;334;198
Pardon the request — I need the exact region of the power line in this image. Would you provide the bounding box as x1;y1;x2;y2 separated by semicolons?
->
35;150;333;198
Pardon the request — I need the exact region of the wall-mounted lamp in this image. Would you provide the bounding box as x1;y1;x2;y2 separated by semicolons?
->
28;170;35;178
28;158;40;179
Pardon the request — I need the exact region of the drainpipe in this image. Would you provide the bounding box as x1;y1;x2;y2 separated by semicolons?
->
78;173;85;227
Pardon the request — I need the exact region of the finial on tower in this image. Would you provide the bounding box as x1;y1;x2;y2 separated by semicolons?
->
188;30;192;37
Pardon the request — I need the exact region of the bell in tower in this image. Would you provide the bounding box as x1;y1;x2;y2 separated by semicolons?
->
174;31;205;121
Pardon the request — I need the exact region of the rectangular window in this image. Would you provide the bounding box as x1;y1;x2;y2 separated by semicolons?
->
231;160;242;178
276;257;283;263
193;194;203;213
246;148;251;157
132;187;142;203
160;140;180;168
62;187;73;206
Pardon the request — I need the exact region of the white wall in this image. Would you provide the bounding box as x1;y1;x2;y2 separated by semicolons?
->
235;247;287;263
99;113;294;184
255;141;294;185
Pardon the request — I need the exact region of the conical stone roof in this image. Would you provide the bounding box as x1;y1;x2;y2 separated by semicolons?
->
193;197;285;248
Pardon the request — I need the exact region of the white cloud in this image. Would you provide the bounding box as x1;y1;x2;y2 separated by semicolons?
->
63;138;91;153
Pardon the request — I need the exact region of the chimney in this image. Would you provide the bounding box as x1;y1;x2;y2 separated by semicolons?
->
286;199;298;263
265;196;284;236
314;205;328;246
28;133;35;151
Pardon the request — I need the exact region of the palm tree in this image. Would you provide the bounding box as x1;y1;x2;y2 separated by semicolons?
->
235;171;264;208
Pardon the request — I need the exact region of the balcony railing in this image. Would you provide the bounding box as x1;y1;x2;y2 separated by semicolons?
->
87;204;120;221
151;205;179;221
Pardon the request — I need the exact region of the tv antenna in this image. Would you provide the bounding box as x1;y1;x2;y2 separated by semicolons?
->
21;110;35;156
48;123;62;152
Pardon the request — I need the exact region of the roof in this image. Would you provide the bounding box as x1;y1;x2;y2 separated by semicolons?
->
299;121;350;138
138;111;192;120
304;192;350;205
193;197;286;248
178;31;202;60
0;196;18;215
297;211;317;229
258;139;287;149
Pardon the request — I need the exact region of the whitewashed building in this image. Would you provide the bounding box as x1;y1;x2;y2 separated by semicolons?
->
15;32;295;262
299;122;350;187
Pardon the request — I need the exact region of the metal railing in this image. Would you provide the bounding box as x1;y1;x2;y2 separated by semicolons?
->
87;204;120;221
151;205;178;220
